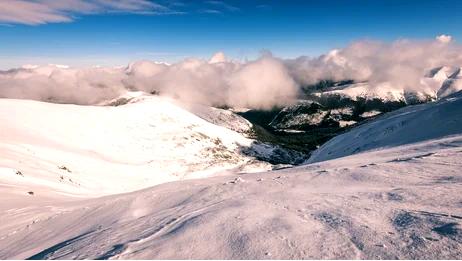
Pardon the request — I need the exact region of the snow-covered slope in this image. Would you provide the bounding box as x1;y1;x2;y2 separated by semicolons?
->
1;87;462;259
181;102;253;135
268;100;357;131
315;66;462;103
434;67;462;99
0;94;273;197
1;135;461;259
320;82;409;101
308;91;462;163
269;101;328;129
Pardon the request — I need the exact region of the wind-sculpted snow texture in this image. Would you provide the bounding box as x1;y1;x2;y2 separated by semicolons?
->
1;136;461;259
0;92;461;259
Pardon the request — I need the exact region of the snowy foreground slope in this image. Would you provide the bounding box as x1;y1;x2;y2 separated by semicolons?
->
1;94;462;259
1;136;461;259
0;94;274;197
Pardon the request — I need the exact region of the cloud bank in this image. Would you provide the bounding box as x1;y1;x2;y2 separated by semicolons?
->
1;35;462;109
286;35;462;94
0;0;174;25
0;55;298;109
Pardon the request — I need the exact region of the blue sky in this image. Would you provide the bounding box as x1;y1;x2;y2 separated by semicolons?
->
0;0;461;68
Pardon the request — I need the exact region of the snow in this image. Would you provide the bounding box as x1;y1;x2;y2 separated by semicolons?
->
0;91;462;259
183;102;253;135
322;82;406;102
329;108;356;126
360;110;382;118
280;129;306;134
319;67;462;102
308;92;462;163
436;68;462;99
339;120;357;127
330;107;353;116
1;135;461;259
0;95;272;197
269;101;328;129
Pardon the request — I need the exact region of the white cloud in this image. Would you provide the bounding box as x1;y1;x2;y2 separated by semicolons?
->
227;56;297;109
286;35;462;93
199;9;223;15
2;35;462;109
205;1;240;12
208;52;227;64
0;0;173;25
0;54;298;109
436;34;452;44
0;1;72;25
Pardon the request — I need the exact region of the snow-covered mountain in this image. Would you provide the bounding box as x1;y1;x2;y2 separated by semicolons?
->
433;67;462;98
268;100;356;130
237;94;406;155
1;63;462;259
0;93;287;197
1;90;461;259
257;66;462;137
308;91;462;163
303;66;462;103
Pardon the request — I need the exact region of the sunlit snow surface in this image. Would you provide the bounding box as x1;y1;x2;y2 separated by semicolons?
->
0;95;272;197
0;93;462;259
